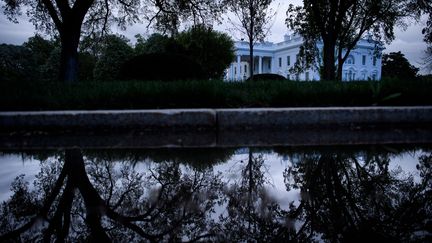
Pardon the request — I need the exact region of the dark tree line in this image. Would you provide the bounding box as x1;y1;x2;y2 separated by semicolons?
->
0;26;235;82
2;0;228;83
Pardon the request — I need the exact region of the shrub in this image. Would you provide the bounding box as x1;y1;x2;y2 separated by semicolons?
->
246;73;287;81
176;25;235;79
119;53;205;81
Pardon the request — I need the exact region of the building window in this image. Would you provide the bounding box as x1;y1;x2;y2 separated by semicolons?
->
347;55;355;64
287;56;291;66
362;55;366;65
279;57;282;67
268;61;271;69
234;67;236;75
305;72;309;81
244;64;247;73
373;57;377;66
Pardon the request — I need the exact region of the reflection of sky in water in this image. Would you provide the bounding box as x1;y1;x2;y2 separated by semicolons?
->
213;151;301;211
0;148;426;205
0;154;40;202
0;148;429;242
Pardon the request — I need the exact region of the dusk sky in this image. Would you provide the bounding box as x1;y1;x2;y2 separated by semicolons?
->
0;0;429;73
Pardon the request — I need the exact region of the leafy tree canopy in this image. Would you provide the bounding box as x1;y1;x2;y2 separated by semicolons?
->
0;44;35;82
93;34;134;81
2;0;226;82
176;25;235;79
382;51;419;80
287;0;406;81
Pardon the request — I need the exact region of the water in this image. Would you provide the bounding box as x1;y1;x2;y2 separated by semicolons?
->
0;146;430;242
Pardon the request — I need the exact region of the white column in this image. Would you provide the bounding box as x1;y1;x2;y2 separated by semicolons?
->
258;56;262;74
271;57;276;73
237;55;241;80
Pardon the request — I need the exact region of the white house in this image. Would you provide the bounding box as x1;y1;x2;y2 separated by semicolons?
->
225;34;383;81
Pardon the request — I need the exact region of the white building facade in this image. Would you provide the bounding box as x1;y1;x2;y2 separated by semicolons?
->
226;34;382;81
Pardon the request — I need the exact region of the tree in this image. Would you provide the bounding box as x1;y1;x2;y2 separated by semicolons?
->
133;27;235;80
23;35;56;69
406;0;432;44
382;51;419;80
146;0;226;36
2;0;225;83
2;0;141;83
0;149;225;241
0;44;35;82
134;33;182;56
287;0;405;81
219;150;295;241
176;25;235;79
227;0;276;81
23;35;62;81
279;147;432;242
93;35;133;81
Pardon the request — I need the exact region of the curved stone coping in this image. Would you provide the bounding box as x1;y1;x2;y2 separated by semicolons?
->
1;107;432;130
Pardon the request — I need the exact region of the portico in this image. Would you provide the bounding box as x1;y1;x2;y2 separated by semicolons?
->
229;54;273;81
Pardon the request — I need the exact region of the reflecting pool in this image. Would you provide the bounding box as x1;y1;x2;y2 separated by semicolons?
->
0;146;431;242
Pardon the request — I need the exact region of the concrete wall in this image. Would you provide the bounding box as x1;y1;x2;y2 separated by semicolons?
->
1;107;432;149
1;107;431;131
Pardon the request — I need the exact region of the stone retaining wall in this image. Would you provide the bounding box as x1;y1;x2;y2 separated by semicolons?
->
1;107;431;130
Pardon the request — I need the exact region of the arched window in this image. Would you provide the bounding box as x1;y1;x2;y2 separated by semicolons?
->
347;68;356;81
346;55;355;65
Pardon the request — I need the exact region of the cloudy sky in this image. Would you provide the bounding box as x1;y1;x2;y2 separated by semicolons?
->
0;0;429;73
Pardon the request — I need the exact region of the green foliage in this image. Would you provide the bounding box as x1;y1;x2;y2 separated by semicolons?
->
93;35;134;81
287;0;405;81
0;44;35;82
134;27;235;80
1;35;96;82
78;52;96;82
119;53;205;81
176;25;235;79
382;51;419;80
1;78;431;111
134;33;182;55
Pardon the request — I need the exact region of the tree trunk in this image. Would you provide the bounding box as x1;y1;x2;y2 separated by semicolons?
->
248;1;254;81
322;39;337;81
249;40;254;80
337;46;344;81
59;22;82;83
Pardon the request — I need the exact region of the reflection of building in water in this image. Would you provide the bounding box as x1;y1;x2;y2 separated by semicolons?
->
226;34;382;81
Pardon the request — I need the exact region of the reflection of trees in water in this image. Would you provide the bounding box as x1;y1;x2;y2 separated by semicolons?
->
281;148;432;242
0;147;431;242
219;149;299;241
0;149;224;242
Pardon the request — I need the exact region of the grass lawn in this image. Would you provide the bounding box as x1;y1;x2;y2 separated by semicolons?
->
1;78;431;111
